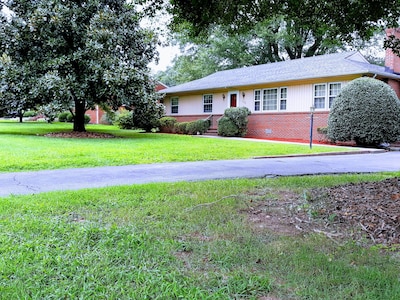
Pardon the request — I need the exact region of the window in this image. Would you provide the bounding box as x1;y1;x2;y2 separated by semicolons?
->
171;97;179;114
254;90;261;111
314;84;326;109
263;89;278;110
314;83;342;109
280;87;287;110
255;87;287;111
329;83;341;108
203;94;213;113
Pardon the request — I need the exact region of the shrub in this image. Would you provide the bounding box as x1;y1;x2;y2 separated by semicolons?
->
66;112;74;122
218;107;251;137
23;110;37;118
58;112;69;122
115;111;134;129
159;117;177;133
186;119;210;135
84;114;91;124
327;77;400;146
175;122;189;134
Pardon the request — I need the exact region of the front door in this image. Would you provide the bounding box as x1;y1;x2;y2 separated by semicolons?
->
230;94;237;107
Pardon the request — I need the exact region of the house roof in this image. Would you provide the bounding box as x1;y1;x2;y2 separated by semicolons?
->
160;51;400;94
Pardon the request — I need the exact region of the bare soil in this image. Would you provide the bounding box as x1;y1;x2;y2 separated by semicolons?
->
247;177;400;248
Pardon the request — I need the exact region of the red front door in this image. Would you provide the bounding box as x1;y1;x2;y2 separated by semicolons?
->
230;94;237;107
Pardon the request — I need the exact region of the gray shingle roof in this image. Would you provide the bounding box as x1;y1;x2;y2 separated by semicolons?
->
161;51;400;94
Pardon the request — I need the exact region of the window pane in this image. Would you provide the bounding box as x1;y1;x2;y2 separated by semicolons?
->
254;90;261;111
280;88;287;110
263;89;277;110
203;94;213;113
171;97;178;114
329;83;341;108
280;99;287;110
314;84;326;109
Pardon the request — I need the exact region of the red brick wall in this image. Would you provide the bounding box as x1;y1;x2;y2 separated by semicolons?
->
169;112;329;142
246;112;329;141
86;106;106;124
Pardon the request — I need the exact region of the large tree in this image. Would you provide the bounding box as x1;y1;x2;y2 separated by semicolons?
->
0;0;162;132
169;0;400;60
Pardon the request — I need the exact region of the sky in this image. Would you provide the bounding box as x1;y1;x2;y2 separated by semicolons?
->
149;44;180;74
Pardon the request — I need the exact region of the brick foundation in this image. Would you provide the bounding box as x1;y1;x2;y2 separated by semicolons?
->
169;112;330;142
246;112;329;142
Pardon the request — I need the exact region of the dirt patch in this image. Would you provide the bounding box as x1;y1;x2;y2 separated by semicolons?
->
45;132;116;139
246;178;400;248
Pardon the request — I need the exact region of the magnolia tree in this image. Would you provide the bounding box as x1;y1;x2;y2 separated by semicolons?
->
0;0;163;131
327;77;400;146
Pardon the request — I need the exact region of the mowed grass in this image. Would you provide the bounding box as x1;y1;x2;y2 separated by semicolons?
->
1;174;399;299
0;121;355;172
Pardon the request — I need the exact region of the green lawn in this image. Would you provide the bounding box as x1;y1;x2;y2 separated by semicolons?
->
1;121;397;299
0;121;354;172
1;174;399;299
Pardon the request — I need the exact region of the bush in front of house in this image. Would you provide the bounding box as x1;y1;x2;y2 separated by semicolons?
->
175;122;189;134
218;107;251;137
327;77;400;146
159;117;177;133
186;119;210;135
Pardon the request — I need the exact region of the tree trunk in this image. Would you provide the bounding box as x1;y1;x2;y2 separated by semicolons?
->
73;99;86;132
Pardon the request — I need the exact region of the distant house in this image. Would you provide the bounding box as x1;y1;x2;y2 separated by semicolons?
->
160;33;400;141
86;81;168;124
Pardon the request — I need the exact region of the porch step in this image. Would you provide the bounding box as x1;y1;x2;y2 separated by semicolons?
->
204;128;218;136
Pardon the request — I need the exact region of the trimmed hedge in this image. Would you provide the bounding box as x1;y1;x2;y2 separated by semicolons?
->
218;107;251;137
327;77;400;146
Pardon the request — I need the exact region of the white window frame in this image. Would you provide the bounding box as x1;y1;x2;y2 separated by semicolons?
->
280;87;287;110
314;84;326;109
254;90;261;111
254;87;287;112
314;82;342;109
203;94;213;113
171;97;179;114
329;83;342;108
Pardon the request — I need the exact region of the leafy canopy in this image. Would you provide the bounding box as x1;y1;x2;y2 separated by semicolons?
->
0;0;162;131
157;0;400;85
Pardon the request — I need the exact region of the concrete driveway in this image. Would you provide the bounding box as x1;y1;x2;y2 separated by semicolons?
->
1;151;399;197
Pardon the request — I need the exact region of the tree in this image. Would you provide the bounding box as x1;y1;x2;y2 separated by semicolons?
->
327;77;400;146
0;0;162;132
169;0;400;60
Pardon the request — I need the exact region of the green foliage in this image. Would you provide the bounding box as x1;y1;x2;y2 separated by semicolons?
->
115;111;135;130
218;107;251;137
328;77;400;146
131;101;165;132
0;0;160;132
169;0;400;68
58;112;70;122
159;117;177;133
23;110;37;118
186;119;210;135
175;121;189;134
58;112;90;124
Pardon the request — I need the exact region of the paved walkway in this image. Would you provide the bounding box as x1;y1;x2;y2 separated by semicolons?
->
1;150;400;197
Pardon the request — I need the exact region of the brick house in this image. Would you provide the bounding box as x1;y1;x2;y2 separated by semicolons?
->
86;81;168;124
159;37;400;142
